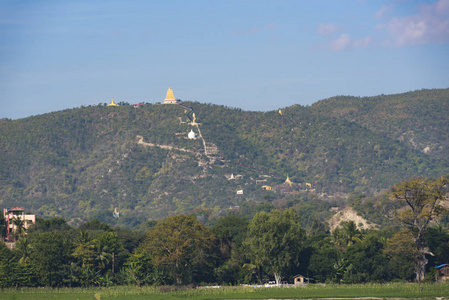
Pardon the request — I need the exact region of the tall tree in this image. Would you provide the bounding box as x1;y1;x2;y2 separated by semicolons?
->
15;236;32;265
29;232;73;286
212;215;248;259
122;251;155;286
244;208;305;284
0;241;14;287
95;231;127;274
341;232;389;283
140;214;217;285
0;213;6;240
12;216;26;241
72;231;95;269
306;234;338;283
384;228;416;281
342;221;362;247
391;177;448;281
212;215;249;285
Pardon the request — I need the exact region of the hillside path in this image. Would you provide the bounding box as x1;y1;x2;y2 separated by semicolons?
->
136;135;195;154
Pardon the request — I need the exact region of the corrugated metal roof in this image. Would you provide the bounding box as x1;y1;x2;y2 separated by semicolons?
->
434;264;449;269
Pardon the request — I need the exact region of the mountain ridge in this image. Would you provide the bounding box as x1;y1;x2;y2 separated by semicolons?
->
0;88;448;227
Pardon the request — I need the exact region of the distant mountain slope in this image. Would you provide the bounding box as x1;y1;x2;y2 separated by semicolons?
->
0;89;448;227
311;89;449;161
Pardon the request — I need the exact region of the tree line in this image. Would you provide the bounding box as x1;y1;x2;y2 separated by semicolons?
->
0;177;448;287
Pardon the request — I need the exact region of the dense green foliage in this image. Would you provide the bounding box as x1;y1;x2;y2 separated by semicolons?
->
0;89;448;227
1;192;449;288
244;209;305;284
312;89;449;161
390;177;449;281
138;214;217;285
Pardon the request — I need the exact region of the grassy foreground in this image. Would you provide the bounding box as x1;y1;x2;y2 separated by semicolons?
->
1;283;449;300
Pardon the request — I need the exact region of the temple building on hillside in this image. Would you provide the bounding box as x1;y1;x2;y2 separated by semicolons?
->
163;86;179;104
108;98;119;106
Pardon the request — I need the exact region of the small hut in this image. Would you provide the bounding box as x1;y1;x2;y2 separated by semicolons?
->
435;264;449;282
293;274;306;285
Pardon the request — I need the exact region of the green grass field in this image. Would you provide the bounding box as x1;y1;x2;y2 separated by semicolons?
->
1;283;449;300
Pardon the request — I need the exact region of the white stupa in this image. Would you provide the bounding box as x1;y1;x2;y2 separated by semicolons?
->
188;130;196;139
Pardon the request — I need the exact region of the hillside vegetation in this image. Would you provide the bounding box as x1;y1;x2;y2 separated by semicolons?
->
312;89;449;161
0;88;448;227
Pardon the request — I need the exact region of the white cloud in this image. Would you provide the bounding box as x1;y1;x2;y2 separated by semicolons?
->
330;34;351;51
329;34;372;51
316;24;340;36
315;0;448;51
375;4;394;19
353;36;373;48
378;0;449;46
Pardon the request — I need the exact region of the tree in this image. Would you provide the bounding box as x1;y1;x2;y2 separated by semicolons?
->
212;215;249;285
95;231;127;274
244;209;305;284
212;215;248;260
0;241;14;287
30;217;72;232
122;251;155;286
12;216;26;241
0;213;6;240
15;236;32;265
140;214;217;285
79;219;111;231
72;231;95;269
342;221;362;247
29;232;73;286
384;228;416;281
425;225;449;267
341;232;389;283
309;219;328;235
306;234;338;283
390;177;448;281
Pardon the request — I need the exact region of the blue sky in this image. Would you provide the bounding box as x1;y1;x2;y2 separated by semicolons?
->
1;0;448;119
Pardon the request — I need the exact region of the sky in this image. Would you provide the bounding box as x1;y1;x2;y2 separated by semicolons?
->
0;0;448;120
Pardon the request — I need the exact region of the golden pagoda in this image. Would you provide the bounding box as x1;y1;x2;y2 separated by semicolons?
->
285;175;292;186
108;98;118;106
163;86;178;104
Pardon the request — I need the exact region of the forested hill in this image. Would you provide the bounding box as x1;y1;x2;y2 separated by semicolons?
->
311;89;449;161
0;88;448;227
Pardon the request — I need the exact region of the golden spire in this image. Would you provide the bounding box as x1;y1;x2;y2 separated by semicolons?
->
108;98;118;106
165;86;175;101
285;175;292;186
